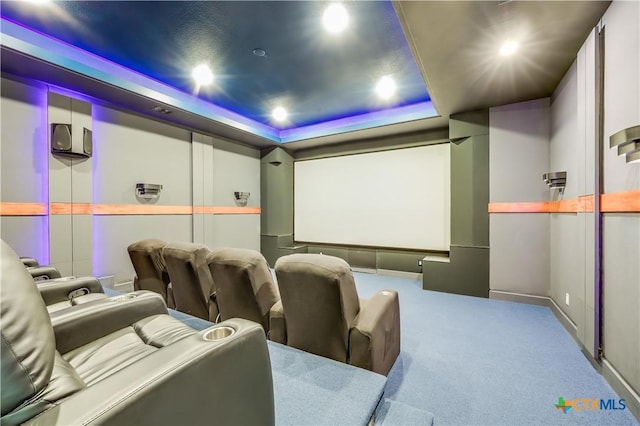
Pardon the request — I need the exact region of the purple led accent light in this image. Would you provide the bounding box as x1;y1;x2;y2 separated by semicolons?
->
279;101;438;143
36;84;50;265
1;18;280;142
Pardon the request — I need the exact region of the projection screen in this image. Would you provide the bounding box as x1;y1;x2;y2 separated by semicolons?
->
294;143;450;251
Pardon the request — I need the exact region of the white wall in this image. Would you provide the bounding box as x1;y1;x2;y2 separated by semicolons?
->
600;0;640;403
92;105;193;282
0;76;262;285
489;98;550;296
0;78;49;262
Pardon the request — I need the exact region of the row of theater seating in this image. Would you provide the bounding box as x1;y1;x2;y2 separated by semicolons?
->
1;239;274;425
128;239;401;376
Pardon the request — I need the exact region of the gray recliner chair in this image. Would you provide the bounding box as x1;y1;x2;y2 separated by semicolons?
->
128;238;175;308
19;260;109;312
1;239;275;425
163;242;219;322
273;253;401;376
207;247;280;332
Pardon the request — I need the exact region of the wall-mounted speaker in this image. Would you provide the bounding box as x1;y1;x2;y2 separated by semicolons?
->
51;123;92;158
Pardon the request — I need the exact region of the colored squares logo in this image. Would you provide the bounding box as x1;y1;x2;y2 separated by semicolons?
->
555;397;572;413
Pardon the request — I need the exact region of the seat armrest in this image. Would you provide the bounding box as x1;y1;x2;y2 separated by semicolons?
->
268;299;287;343
27;265;62;280
25;319;275;426
51;291;168;353
36;276;104;305
349;289;400;376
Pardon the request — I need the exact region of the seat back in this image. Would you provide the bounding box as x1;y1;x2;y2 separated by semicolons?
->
274;253;360;362
127;239;172;306
1;240;56;420
207;248;279;330
163;242;215;321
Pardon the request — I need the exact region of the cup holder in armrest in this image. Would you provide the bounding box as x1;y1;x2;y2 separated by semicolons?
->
203;326;235;341
111;293;139;302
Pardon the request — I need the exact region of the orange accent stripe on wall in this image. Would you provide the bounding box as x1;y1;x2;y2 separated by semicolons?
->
50;203;72;215
489;191;639;214
488;202;548;213
601;190;640;212
0;202;47;216
193;206;216;214
211;206;261;215
578;195;595;213
93;204;193;215
548;198;580;213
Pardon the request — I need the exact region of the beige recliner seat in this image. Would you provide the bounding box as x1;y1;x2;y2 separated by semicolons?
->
207;247;280;332
128;238;175;308
1;239;275;425
163;241;219;321
273;253;401;376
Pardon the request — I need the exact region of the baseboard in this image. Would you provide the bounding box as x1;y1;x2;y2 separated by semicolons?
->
547;296;578;341
489;290;550;306
376;269;422;281
113;280;134;294
352;267;377;274
602;358;640;421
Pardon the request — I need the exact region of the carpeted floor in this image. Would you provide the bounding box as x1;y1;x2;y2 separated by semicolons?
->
353;272;639;425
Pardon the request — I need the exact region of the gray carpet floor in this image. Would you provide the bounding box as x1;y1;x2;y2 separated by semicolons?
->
353;271;639;425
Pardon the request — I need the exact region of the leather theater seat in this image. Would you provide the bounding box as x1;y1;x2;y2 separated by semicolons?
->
127;238;175;308
273;253;401;376
162;241;219;322
207;247;280;332
1;239;275;425
37;275;109;313
20;261;110;312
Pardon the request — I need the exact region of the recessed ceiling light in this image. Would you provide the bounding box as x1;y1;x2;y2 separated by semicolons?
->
375;76;396;100
499;40;519;56
253;48;266;57
272;106;288;122
192;64;214;86
323;3;349;34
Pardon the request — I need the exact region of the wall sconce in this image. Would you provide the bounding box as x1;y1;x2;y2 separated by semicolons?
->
543;172;567;193
610;125;640;164
234;192;250;207
136;183;163;201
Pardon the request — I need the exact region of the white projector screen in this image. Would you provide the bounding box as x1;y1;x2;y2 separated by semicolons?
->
294;144;450;251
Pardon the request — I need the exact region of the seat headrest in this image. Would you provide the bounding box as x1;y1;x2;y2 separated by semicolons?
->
207;247;269;268
1;240;55;417
162;242;210;262
127;239;167;254
275;253;352;279
128;239;168;276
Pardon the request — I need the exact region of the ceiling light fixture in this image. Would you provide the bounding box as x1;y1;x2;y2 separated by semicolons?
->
499;40;519;56
272;106;288;122
323;3;349;34
375;76;396;100
192;64;214;86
